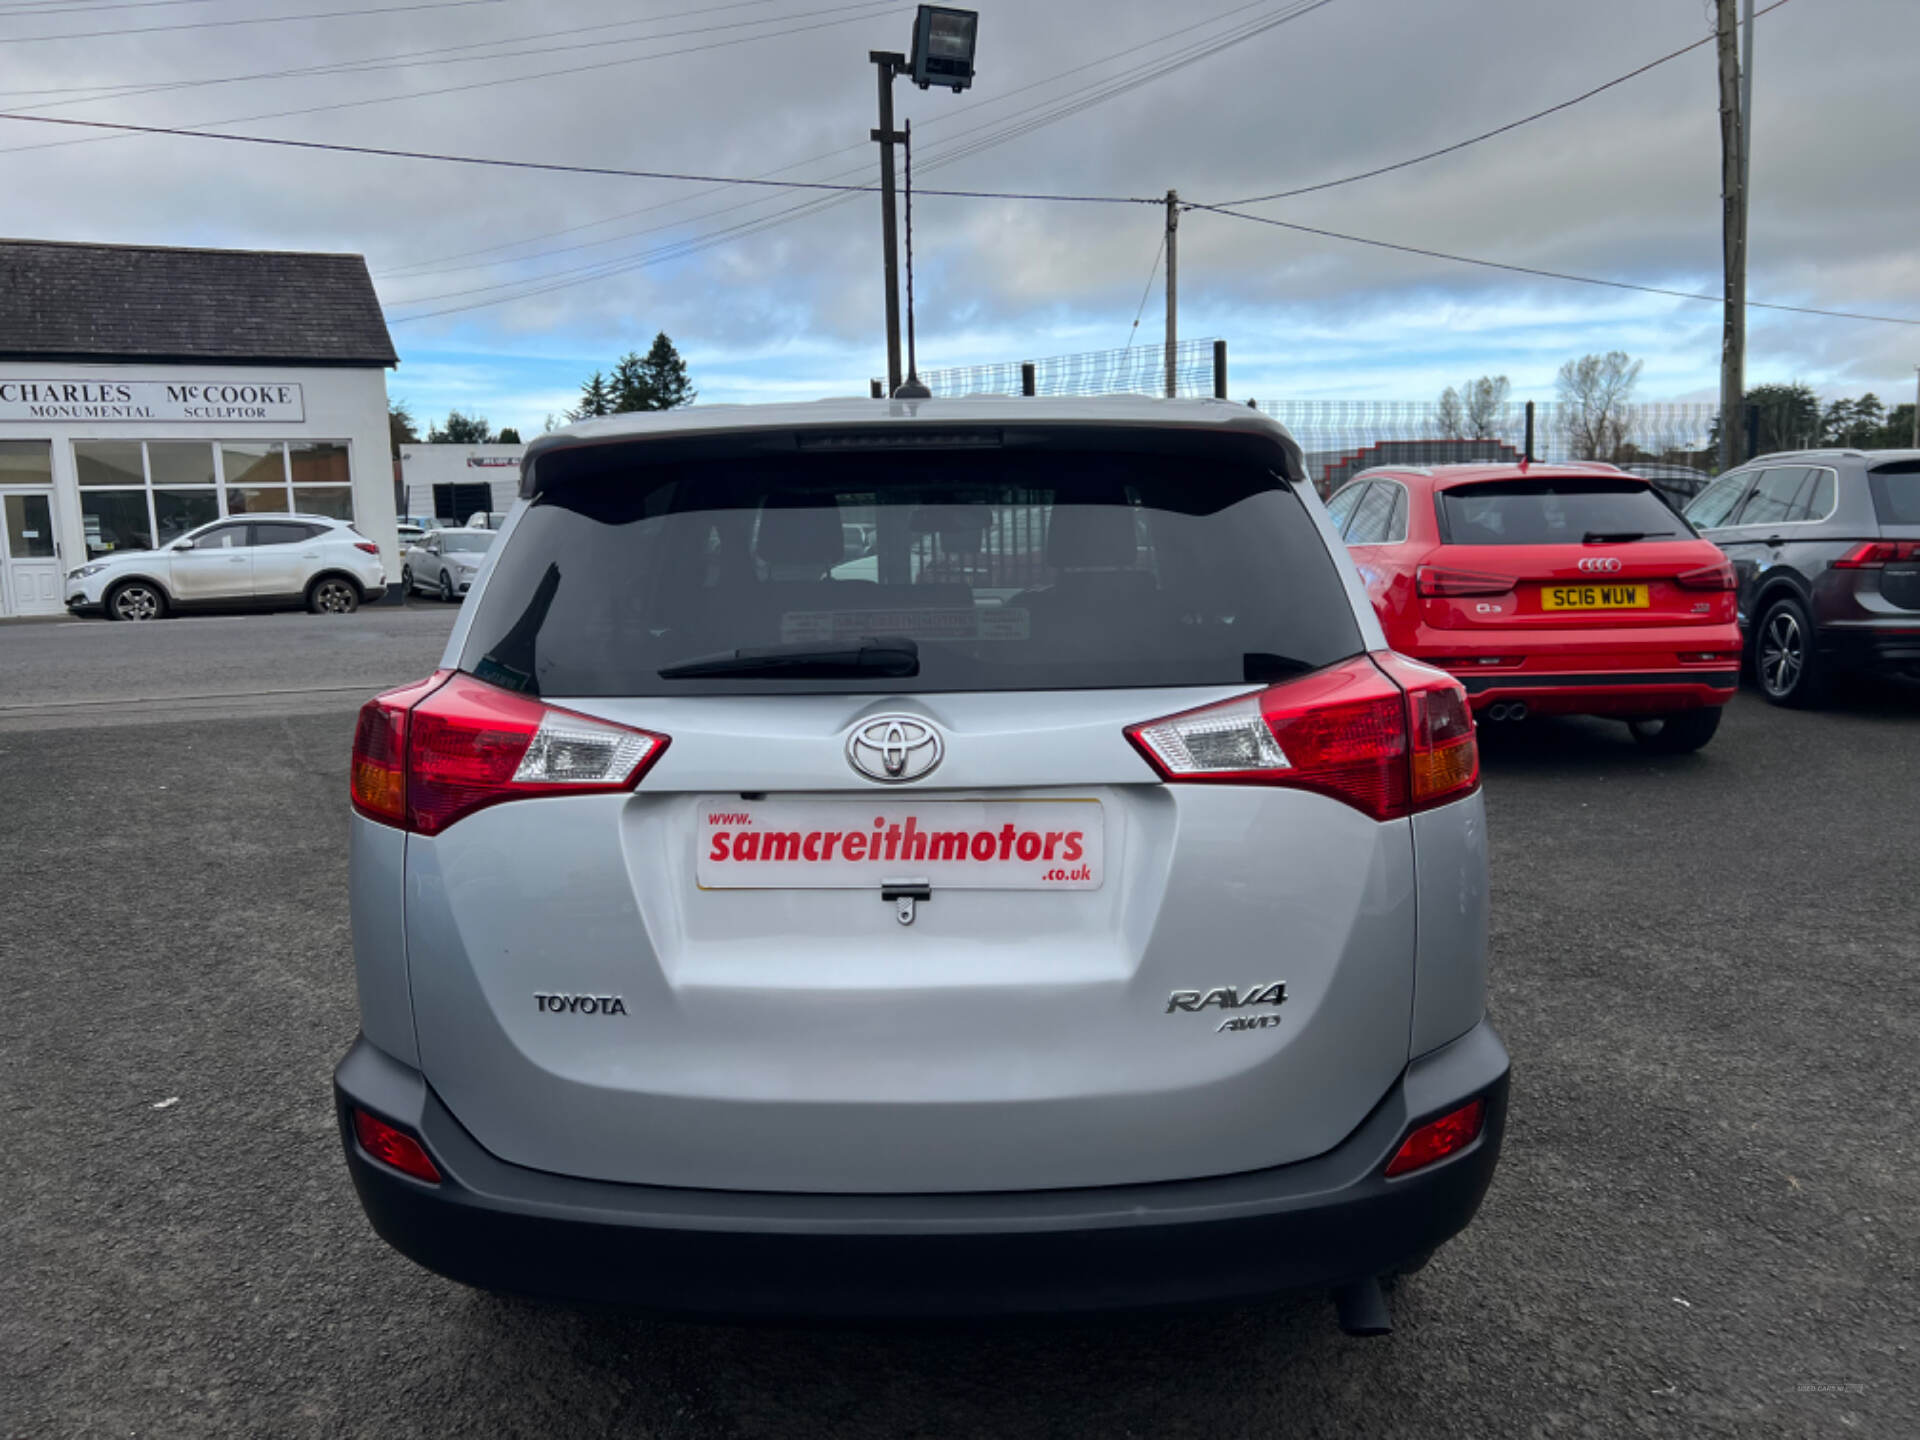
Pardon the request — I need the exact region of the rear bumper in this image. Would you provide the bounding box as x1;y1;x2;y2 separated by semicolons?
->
1454;667;1738;715
1816;621;1920;674
334;1019;1509;1317
1404;624;1742;716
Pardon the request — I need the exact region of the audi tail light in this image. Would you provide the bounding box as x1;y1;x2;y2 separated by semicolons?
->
1125;654;1479;820
1384;1098;1486;1177
1832;540;1920;569
1416;566;1516;598
350;672;669;834
1674;559;1736;590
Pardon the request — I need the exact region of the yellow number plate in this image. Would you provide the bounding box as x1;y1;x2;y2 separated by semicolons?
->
1541;583;1649;611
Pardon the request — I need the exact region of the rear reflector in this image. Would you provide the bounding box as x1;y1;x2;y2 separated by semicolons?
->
352;1109;441;1183
349;672;668;834
1417;566;1516;598
1833;540;1920;569
1674;559;1736;590
1384;1098;1486;1177
1126;653;1478;820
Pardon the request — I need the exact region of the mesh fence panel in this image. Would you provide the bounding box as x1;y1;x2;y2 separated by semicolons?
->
1253;401;1723;495
885;339;1221;399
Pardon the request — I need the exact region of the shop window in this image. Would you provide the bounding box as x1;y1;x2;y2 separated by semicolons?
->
288;441;349;486
153;489;219;544
221;443;288;511
295;486;354;520
147;441;217;488
80;489;152;557
0;440;53;485
74;440;146;487
3;494;57;558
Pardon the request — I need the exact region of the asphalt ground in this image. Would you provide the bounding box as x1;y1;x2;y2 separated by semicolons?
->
1;610;1915;1438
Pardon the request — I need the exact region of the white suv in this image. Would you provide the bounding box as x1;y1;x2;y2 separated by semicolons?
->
337;397;1507;1333
65;513;386;620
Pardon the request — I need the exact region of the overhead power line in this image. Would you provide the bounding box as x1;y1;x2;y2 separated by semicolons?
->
1186;202;1920;328
0;108;1162;204
0;1;905;153
1216;0;1796;207
0;0;510;44
374;0;1320;282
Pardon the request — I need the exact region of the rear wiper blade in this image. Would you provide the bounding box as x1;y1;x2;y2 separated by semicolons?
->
658;636;919;680
1583;530;1674;543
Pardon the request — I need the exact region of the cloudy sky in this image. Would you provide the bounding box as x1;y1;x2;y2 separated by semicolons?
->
3;0;1915;432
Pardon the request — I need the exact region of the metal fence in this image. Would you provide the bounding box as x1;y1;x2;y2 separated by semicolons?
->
1252;401;1723;495
879;338;1225;400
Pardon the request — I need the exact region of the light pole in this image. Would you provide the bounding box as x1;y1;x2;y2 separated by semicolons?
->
870;7;977;398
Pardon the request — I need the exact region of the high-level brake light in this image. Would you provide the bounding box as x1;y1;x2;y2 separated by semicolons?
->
350;673;668;834
1125;654;1479;821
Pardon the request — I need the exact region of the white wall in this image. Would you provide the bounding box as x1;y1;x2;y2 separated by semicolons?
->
397;444;526;522
0;361;399;576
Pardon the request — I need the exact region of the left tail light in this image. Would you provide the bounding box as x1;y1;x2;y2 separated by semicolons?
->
353;541;381;556
1674;559;1736;590
1125;653;1478;820
1832;540;1920;569
349;672;669;834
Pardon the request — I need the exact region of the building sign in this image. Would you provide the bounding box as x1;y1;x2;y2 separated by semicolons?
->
0;380;305;423
466;456;519;468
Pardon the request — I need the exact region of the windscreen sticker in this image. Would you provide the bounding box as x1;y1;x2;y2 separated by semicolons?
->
696;798;1102;890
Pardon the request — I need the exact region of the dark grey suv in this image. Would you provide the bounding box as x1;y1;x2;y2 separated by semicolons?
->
1683;450;1920;705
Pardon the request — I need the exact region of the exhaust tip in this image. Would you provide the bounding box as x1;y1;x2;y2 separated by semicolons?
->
1508;701;1528;721
1332;1278;1393;1337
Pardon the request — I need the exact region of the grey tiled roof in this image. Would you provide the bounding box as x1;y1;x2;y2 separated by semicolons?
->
0;239;398;367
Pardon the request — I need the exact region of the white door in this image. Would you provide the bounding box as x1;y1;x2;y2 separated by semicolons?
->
168;519;255;601
1;491;64;616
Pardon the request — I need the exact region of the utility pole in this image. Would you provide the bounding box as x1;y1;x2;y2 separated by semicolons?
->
871;51;907;398
1164;190;1179;399
1716;0;1746;472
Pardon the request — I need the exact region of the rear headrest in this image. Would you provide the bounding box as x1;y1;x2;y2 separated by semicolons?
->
1047;504;1138;570
754;496;844;570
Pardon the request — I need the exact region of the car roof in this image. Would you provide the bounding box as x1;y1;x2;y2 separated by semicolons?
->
1345;461;1641;491
522;396;1303;483
1745;448;1920;467
210;512;345;525
430;526;494;536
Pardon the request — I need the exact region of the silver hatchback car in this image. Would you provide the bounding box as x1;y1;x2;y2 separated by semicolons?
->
338;397;1507;1330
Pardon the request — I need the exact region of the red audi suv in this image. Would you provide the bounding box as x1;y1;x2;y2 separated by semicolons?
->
1325;462;1743;752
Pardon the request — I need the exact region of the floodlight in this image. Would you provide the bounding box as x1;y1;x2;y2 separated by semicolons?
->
911;6;978;91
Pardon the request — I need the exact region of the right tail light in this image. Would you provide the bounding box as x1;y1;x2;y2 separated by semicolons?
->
1125;654;1478;820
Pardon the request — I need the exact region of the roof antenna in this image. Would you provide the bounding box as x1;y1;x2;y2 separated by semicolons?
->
894;118;931;399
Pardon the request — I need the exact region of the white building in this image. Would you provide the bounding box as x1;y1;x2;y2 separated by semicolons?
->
0;239;399;618
396;443;527;527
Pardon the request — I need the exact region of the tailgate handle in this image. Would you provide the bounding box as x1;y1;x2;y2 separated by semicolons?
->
880;878;932;926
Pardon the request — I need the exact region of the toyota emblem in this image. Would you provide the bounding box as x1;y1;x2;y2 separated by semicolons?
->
1578;557;1623;573
846;715;944;783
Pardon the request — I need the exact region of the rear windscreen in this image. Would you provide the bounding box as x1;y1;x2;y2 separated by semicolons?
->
1868;462;1920;526
457;448;1361;696
1437;477;1686;545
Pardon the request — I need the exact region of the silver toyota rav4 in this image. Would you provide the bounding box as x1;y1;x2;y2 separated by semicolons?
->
337;396;1508;1331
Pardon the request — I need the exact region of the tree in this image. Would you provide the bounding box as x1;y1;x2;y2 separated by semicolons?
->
1880;402;1917;449
1822;393;1883;448
495;427;522;445
1555;351;1642;460
1745;382;1820;454
572;371;614;420
609;351;651;413
636;331;696;410
1463;375;1511;439
388;398;419;458
1435;386;1465;439
427;409;494;444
